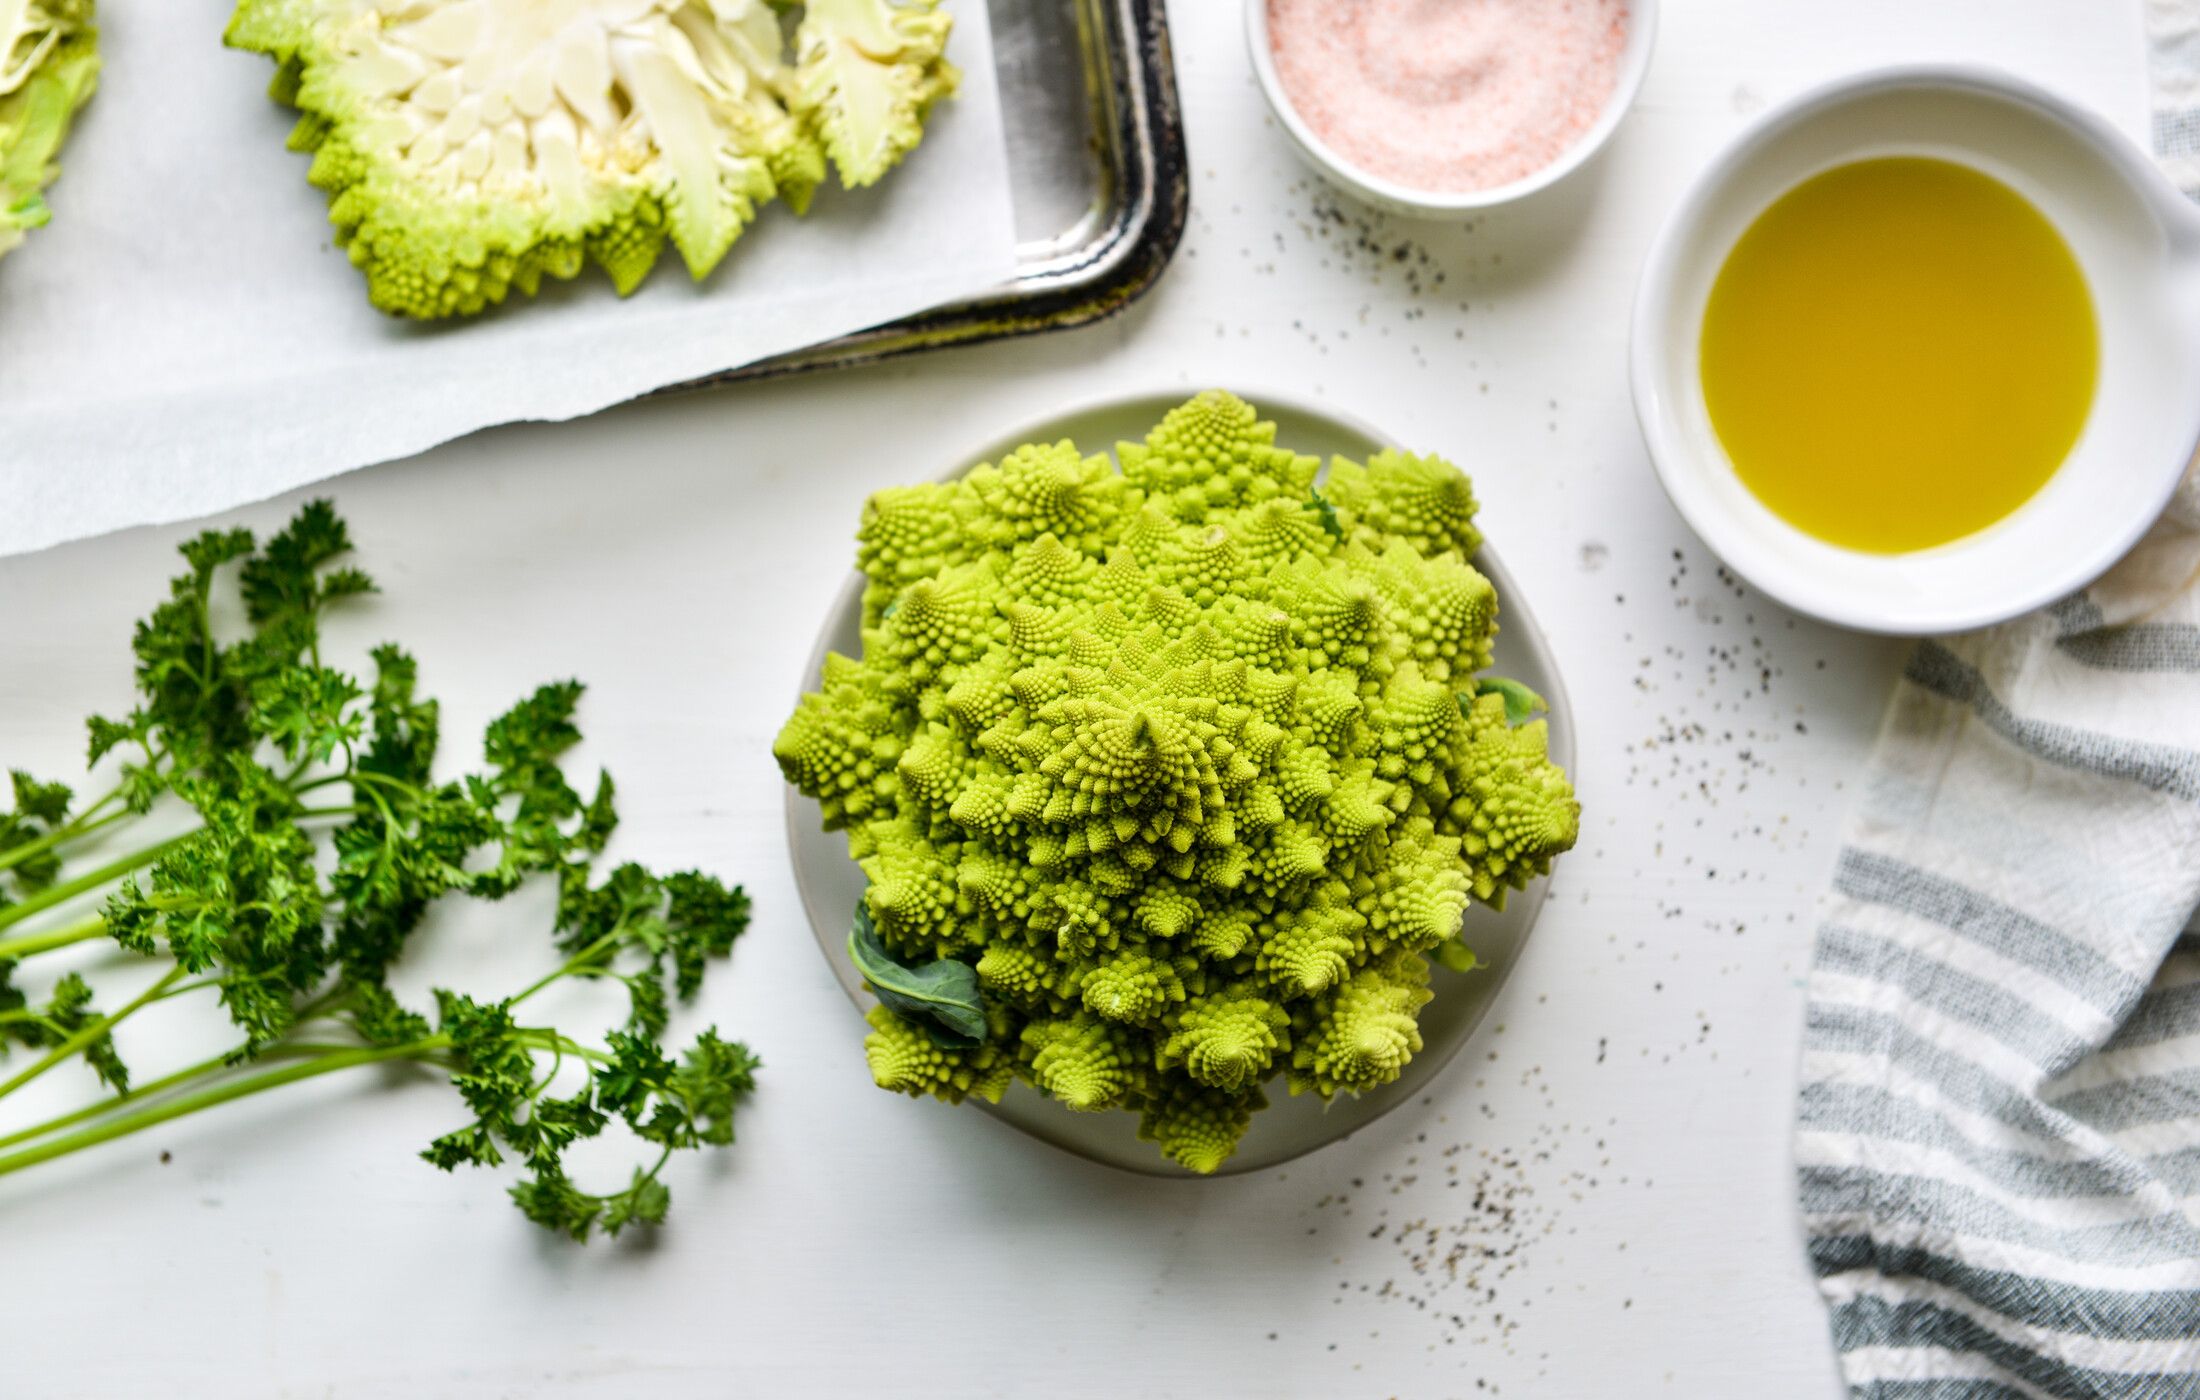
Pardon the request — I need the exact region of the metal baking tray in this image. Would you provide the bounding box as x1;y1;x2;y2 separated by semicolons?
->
670;0;1186;389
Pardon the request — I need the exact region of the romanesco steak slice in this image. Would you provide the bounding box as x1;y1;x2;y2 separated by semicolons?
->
777;391;1583;1173
787;0;955;188
0;0;97;260
224;0;955;319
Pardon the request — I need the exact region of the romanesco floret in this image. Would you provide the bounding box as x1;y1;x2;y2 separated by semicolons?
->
0;0;97;260
777;391;1581;1172
224;0;956;318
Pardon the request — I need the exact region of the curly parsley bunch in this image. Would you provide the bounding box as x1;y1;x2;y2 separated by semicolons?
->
0;503;755;1239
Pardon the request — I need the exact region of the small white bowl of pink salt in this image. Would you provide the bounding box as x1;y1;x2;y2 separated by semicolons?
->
1248;0;1656;216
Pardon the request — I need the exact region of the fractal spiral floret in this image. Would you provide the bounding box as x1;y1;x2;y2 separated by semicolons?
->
775;391;1579;1172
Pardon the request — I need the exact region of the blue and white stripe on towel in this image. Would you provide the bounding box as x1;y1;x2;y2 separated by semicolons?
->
1799;630;2200;1395
1797;9;2200;1393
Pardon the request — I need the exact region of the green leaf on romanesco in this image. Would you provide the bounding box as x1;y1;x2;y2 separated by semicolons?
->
1473;676;1547;727
848;902;985;1046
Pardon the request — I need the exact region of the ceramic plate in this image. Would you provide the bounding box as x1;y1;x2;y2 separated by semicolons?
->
783;389;1576;1177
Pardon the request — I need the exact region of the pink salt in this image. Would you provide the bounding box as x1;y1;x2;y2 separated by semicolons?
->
1267;0;1631;195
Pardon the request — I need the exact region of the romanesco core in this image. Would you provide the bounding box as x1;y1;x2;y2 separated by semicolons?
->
224;0;956;318
778;391;1581;1173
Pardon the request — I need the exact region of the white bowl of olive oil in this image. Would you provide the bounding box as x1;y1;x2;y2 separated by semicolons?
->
1632;66;2200;635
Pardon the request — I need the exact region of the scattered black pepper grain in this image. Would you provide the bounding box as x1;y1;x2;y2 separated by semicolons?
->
1308;1119;1611;1361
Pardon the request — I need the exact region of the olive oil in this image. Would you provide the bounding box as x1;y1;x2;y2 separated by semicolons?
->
1699;157;2098;553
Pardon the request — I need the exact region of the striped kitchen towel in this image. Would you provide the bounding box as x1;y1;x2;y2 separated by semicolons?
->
1797;13;2200;1392
2153;0;2200;197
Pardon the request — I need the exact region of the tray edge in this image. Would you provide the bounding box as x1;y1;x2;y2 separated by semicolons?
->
655;0;1188;396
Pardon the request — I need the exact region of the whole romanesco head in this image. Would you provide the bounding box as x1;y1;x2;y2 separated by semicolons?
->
224;0;956;318
777;391;1580;1173
1;0;98;260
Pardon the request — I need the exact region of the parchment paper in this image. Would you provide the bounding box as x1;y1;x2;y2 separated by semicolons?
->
0;1;1017;558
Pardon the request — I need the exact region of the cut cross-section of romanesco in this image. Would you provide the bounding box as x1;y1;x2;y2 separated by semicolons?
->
0;0;98;260
224;0;957;318
777;391;1583;1173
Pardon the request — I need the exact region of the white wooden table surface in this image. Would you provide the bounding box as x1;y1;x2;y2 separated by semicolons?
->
0;3;2152;1396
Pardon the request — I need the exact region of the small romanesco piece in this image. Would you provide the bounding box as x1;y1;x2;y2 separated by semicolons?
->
0;0;97;260
862;1003;1012;1105
224;0;956;319
778;391;1581;1173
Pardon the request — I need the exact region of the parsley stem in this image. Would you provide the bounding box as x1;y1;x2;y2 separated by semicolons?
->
0;1038;449;1178
509;928;626;1006
343;769;420;796
0;798;128;876
288;988;350;1025
0;966;187;1102
0;1009;49;1033
0;913;106;962
0;808;361;949
0;1045;240;1152
268;1041;442;1059
0;1041;455;1155
517;1031;611;1065
0;834;194;936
